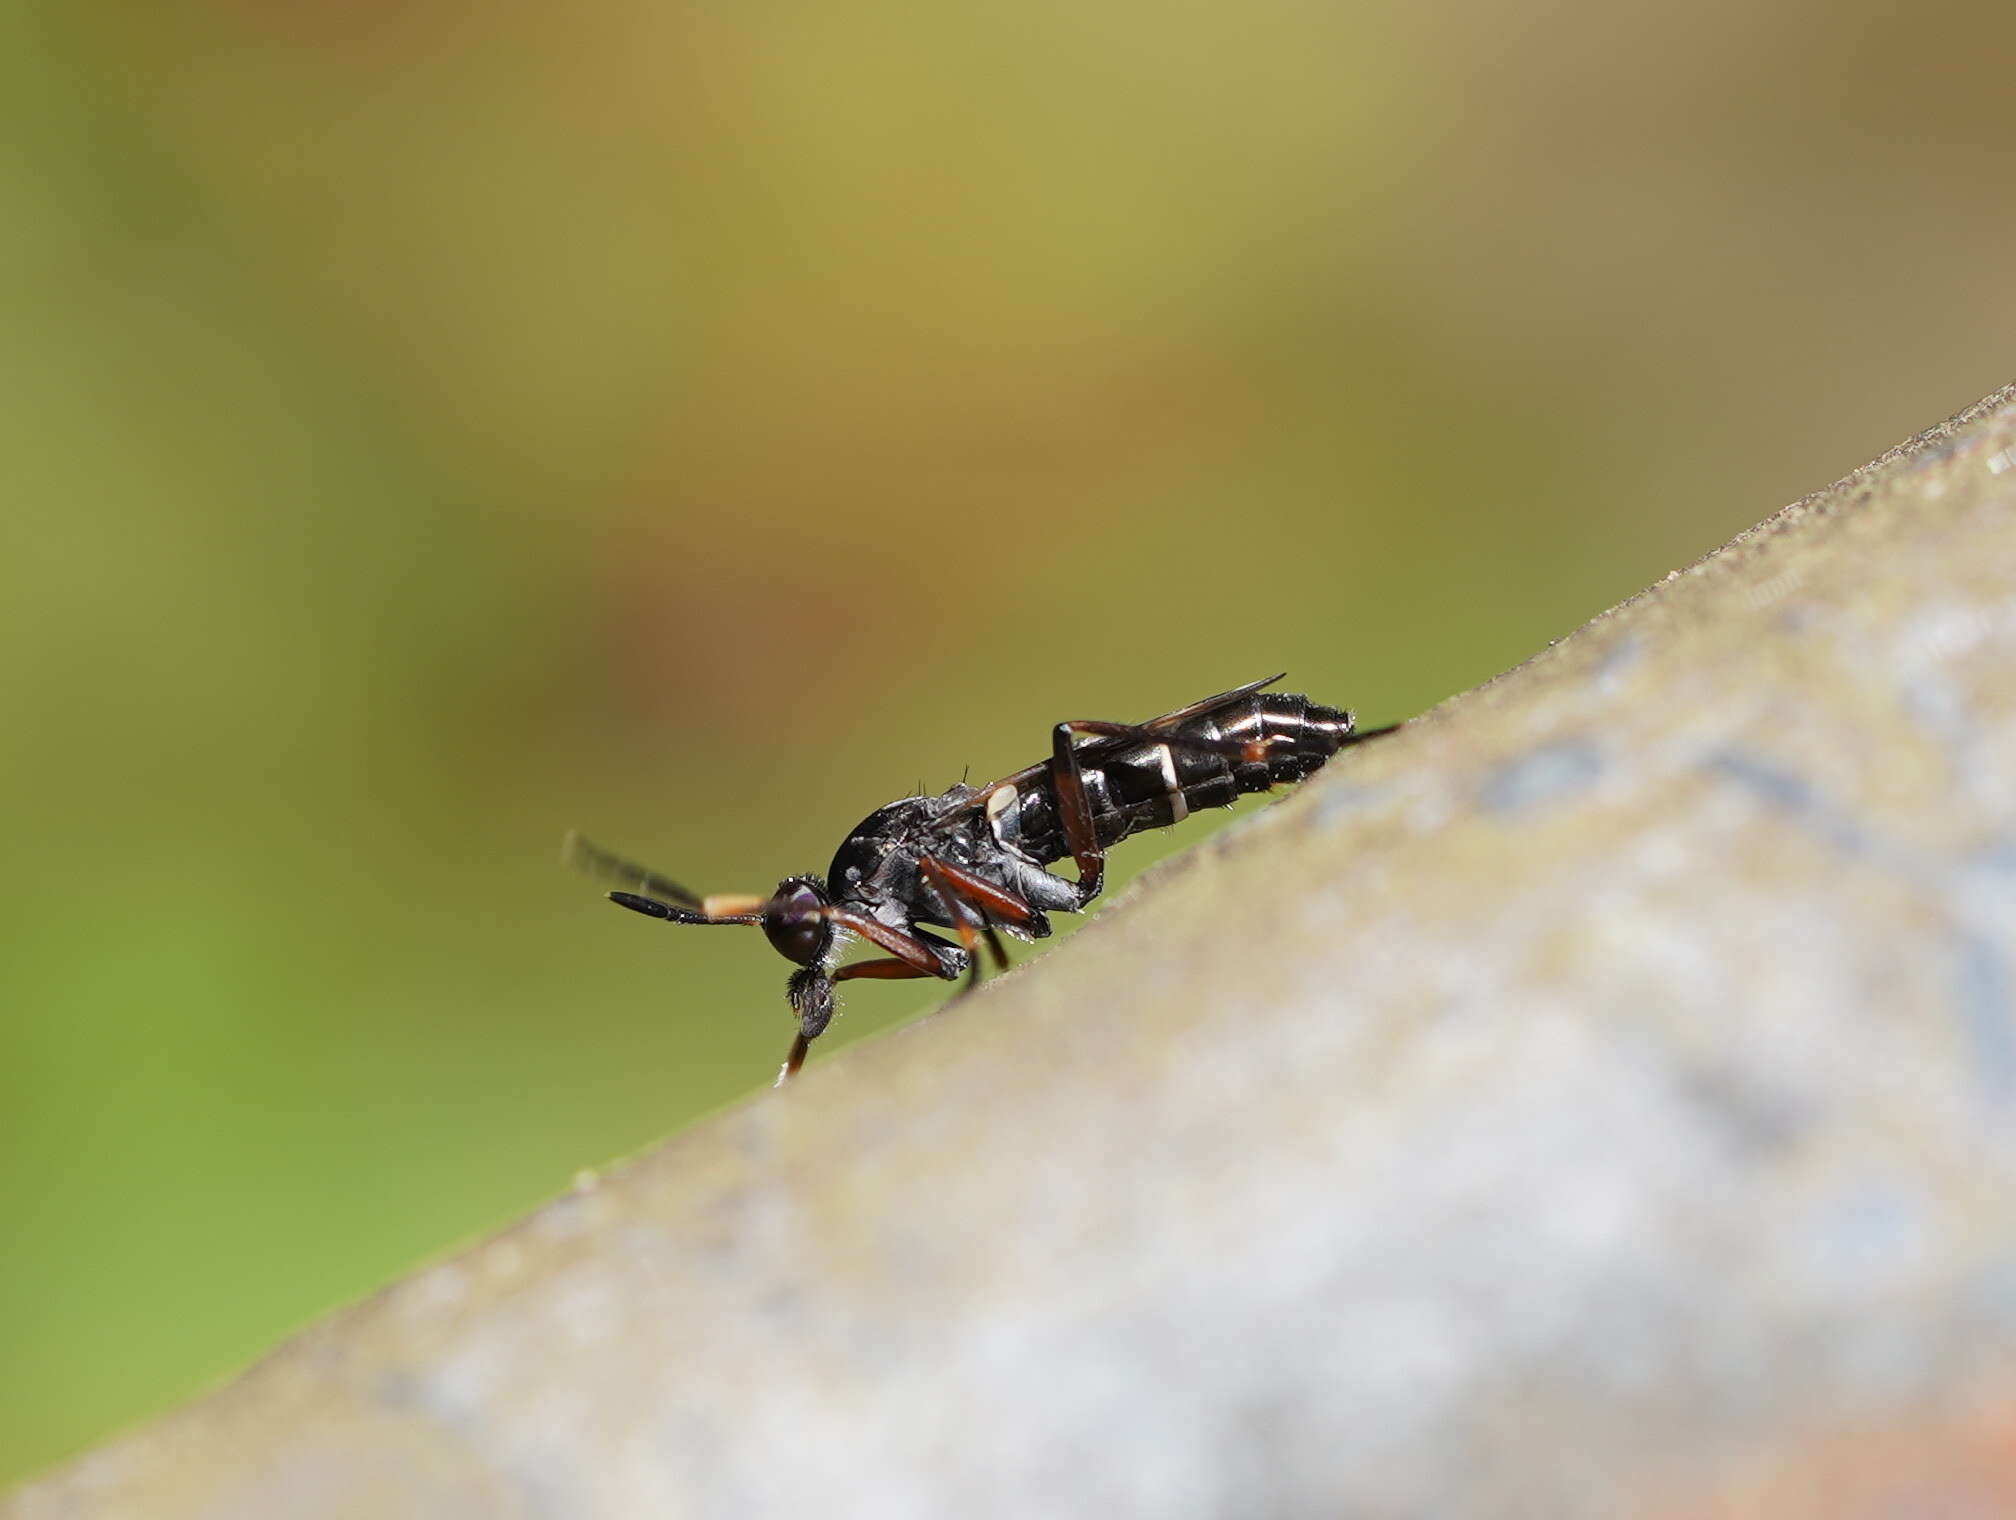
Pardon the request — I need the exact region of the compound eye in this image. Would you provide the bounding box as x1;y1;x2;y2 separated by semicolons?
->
763;880;831;966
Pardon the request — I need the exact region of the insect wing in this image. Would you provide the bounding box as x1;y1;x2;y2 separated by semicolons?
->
1142;672;1285;732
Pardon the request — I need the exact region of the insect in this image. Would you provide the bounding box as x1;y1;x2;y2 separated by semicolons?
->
568;674;1395;1084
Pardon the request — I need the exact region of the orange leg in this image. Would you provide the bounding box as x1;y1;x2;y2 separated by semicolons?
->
917;856;1014;987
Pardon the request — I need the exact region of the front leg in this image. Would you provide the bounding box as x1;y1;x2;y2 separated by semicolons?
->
777;913;962;1085
827;908;965;976
834;926;965;984
918;853;1064;995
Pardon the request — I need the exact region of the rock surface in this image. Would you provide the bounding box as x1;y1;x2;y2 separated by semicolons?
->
13;385;2016;1518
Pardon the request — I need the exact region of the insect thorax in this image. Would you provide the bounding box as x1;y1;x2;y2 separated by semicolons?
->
826;791;974;907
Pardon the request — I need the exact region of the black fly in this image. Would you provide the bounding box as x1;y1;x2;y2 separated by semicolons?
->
568;674;1394;1084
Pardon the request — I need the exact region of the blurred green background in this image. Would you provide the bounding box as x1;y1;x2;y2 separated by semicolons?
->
4;0;2013;1484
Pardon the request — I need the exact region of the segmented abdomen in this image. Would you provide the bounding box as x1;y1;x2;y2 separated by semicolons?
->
998;692;1357;866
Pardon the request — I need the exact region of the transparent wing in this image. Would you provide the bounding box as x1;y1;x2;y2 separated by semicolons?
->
1142;672;1285;731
